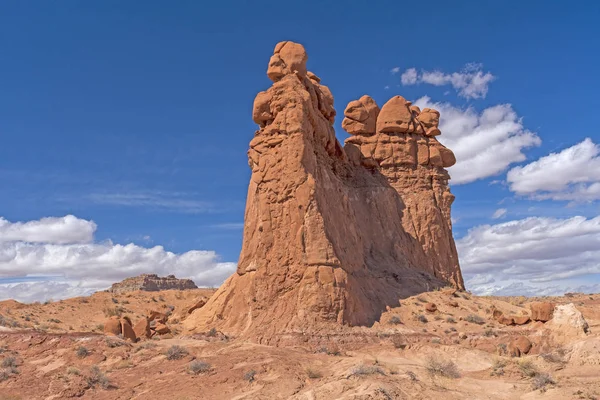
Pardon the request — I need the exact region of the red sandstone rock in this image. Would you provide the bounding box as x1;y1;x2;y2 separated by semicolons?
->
425;303;437;313
183;41;464;342
148;311;168;324
513;316;531;325
187;296;208;314
498;316;515;326
120;317;137;342
530;302;555;322
342;95;380;135
103;316;121;336
154;323;171;335
133;317;152;339
509;336;532;357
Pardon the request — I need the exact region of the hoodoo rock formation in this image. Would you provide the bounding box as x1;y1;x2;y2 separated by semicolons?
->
184;41;464;341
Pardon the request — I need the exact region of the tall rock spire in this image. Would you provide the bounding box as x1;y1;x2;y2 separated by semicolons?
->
184;41;464;342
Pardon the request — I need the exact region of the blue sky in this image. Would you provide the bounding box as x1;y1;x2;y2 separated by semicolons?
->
1;1;600;301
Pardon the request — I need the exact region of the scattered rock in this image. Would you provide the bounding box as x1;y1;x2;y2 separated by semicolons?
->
148;311;168;324
508;336;532;357
448;301;459;308
187;296;209;315
498;316;515;326
133;317;152;339
103;316;121;336
548;303;589;338
459;332;467;340
425;303;438;313
120;317;137;342
154;323;171;335
530;302;555;322
513;316;531;325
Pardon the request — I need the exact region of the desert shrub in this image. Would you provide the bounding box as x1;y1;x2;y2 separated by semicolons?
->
207;327;218;337
376;387;393;400
417;314;428;323
540;348;566;364
95;324;104;331
306;367;322;379
434;315;443;321
111;297;119;304
484;329;496;337
416;296;428;303
166;345;188;360
518;360;538;378
188;360;211;375
391;334;407;349
87;366;110;389
316;345;341;356
0;369;10;382
79;298;89;303
67;367;81;375
532;372;555;390
244;370;256;382
446;316;456;323
388;316;401;325
351;364;385;377
425;357;460;378
76;346;90;358
134;342;157;352
490;358;507;376
431;338;441;344
1;356;16;369
465;314;485;325
158;295;165;302
104;337;126;348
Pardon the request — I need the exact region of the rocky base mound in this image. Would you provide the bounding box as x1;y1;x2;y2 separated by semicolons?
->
109;274;197;294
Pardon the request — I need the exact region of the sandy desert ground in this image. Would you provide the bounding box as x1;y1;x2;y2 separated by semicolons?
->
0;289;598;399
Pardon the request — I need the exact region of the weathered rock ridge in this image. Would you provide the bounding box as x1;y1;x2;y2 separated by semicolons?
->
109;274;197;294
185;41;464;341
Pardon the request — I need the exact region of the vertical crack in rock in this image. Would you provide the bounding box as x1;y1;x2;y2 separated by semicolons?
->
184;41;464;343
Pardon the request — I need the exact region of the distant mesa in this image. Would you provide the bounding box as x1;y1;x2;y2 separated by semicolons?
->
184;41;463;342
109;274;197;294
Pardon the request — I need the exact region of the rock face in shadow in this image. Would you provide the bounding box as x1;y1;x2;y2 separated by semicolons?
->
184;41;464;342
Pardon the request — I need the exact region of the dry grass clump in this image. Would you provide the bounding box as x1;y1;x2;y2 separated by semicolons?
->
425;357;460;378
351;364;385;377
165;345;189;360
188;360;211;375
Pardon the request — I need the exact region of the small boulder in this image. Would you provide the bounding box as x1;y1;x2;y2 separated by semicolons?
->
530;302;555;322
148;310;168;324
498;316;515;326
508;336;532;357
458;332;467;340
154;323;171;335
103;316;121;336
425;303;437;313
448;301;459;308
548;303;589;337
133;317;152;339
187;296;209;315
513;316;531;325
120;317;137;342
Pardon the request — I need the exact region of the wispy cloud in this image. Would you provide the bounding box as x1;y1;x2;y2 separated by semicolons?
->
400;63;496;99
87;192;214;213
390;67;401;74
491;208;507;219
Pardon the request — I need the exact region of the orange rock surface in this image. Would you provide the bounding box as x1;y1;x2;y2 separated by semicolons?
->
184;41;464;342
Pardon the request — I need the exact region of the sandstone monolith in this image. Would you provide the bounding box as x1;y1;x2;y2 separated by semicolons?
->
184;41;464;342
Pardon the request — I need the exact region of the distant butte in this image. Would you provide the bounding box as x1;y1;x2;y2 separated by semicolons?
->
185;41;464;342
109;274;197;294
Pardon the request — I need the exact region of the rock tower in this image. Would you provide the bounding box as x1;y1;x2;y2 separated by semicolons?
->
184;41;464;341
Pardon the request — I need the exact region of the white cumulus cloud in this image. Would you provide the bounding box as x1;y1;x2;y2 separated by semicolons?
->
457;215;600;296
507;138;600;201
0;215;236;302
414;96;541;184
401;64;496;99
